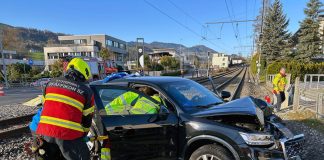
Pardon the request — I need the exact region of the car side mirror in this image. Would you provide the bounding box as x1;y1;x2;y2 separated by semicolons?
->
148;105;170;123
221;91;231;99
158;105;170;120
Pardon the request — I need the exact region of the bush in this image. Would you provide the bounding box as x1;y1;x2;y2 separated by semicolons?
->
267;61;324;81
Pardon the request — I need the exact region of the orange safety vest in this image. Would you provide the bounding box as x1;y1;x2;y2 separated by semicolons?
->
36;78;94;140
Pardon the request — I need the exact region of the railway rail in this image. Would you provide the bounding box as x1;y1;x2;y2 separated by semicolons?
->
0;114;34;139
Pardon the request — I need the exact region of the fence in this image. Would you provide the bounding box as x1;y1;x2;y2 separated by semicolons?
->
293;76;324;119
303;74;324;89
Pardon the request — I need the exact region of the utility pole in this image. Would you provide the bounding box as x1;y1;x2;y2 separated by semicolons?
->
257;0;266;84
207;51;210;77
0;29;9;88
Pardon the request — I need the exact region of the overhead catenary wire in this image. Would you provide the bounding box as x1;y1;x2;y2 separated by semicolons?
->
166;0;230;52
144;0;227;52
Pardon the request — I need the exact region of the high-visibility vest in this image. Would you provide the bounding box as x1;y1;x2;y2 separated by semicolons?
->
101;148;111;160
105;91;160;115
36;80;94;140
272;73;287;92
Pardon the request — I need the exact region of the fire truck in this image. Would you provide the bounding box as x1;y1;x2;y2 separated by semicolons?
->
62;56;118;80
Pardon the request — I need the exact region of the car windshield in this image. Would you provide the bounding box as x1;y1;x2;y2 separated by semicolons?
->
160;80;223;112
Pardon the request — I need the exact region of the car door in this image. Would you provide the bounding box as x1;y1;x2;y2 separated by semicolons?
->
91;85;179;160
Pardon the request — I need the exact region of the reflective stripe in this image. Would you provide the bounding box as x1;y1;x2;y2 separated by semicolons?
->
120;95;132;111
45;93;84;112
130;108;148;114
101;148;111;160
105;103;114;114
83;105;94;116
39;116;84;132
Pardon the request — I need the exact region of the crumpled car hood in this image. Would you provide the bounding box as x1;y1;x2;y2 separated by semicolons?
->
192;96;260;117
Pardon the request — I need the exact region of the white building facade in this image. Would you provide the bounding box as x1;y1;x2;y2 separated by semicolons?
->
212;53;230;68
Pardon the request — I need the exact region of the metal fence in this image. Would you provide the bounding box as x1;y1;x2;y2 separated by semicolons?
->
303;74;324;89
293;76;324;119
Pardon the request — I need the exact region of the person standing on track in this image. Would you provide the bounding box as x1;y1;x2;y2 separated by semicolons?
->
36;58;94;160
272;67;287;112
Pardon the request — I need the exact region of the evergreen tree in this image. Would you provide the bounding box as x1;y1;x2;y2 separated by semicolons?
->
296;0;322;62
261;0;290;63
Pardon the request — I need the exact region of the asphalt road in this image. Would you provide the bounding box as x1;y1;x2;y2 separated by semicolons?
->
0;87;42;105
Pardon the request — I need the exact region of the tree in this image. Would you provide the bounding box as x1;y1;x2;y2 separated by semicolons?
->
50;59;63;78
2;27;23;51
261;0;291;63
296;0;322;62
160;56;180;71
6;63;31;81
99;47;112;61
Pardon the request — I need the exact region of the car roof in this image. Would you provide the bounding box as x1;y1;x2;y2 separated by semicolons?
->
108;76;191;85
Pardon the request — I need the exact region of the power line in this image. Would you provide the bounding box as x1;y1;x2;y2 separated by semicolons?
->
166;0;230;52
206;19;256;24
144;0;227;52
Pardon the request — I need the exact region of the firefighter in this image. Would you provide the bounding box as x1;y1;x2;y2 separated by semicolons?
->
272;67;287;112
36;58;95;160
105;86;161;115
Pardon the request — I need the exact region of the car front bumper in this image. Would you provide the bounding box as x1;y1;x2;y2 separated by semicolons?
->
237;134;304;160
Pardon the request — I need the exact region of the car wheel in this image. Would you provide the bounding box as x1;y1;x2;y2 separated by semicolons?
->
189;144;233;160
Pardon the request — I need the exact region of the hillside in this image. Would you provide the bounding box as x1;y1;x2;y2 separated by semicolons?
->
0;23;66;52
127;41;216;55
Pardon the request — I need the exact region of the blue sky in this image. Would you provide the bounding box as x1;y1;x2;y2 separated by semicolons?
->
0;0;310;56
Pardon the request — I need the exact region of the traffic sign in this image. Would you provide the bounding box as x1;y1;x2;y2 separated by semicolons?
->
138;48;143;53
28;59;33;65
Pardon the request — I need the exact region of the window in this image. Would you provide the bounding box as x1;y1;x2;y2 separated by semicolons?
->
81;52;86;57
119;43;125;50
113;41;119;48
48;53;58;59
106;40;113;46
95;88;160;116
222;63;225;66
222;58;225;61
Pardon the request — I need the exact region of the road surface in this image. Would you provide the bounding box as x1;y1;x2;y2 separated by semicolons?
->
0;87;42;106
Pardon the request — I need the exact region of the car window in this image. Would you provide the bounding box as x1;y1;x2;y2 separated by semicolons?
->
93;87;160;116
160;80;223;112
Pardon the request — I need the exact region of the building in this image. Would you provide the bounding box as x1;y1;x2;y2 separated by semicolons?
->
43;34;127;71
212;53;230;69
0;50;44;68
149;48;180;63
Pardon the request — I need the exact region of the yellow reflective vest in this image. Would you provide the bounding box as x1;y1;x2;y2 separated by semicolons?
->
272;73;287;92
105;91;160;115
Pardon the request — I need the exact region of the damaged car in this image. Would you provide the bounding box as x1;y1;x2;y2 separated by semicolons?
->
89;76;304;160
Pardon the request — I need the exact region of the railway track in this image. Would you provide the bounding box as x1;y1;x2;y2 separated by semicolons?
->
0;114;34;139
193;67;241;84
194;67;247;101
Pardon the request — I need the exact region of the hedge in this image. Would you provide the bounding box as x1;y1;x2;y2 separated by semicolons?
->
267;61;324;81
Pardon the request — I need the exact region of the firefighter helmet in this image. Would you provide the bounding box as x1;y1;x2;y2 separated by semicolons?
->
66;58;91;80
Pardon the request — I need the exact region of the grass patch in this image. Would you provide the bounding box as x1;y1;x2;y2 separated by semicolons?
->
23;52;44;60
281;110;324;134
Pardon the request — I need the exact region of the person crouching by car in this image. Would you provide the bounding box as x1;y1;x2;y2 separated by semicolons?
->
272;67;287;112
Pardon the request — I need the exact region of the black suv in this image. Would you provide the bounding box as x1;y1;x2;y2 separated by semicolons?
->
89;76;304;160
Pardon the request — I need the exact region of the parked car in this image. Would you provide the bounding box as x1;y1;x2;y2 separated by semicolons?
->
88;76;304;160
30;78;51;87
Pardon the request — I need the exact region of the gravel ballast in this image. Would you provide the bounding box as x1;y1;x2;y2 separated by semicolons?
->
0;104;37;121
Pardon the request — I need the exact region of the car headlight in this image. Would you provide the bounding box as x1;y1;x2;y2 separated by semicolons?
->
239;132;274;145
